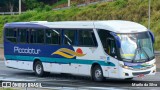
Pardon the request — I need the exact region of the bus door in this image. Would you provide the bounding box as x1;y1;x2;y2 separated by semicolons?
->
106;37;119;78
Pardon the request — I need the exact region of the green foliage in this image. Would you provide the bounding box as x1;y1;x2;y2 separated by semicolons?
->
52;0;68;8
114;0;127;8
0;0;160;50
0;88;16;90
44;5;52;11
24;0;42;10
0;24;3;43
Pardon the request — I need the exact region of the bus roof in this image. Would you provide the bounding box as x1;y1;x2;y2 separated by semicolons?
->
4;20;148;33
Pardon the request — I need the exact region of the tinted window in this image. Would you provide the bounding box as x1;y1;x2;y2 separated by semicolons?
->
98;30;117;57
26;30;29;43
78;30;97;46
37;29;44;43
5;28;17;43
30;29;37;43
46;29;60;44
19;29;27;43
64;30;75;45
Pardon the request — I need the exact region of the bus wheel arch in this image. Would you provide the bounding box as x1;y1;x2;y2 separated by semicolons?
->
91;63;104;81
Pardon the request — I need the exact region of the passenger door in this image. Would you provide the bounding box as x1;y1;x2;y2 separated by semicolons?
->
106;37;119;78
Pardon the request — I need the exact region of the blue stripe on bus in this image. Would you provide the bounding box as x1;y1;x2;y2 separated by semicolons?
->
5;55;115;66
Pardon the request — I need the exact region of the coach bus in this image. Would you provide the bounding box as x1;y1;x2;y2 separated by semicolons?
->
3;20;156;81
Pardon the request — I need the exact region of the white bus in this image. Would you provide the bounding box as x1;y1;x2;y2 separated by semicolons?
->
3;20;156;81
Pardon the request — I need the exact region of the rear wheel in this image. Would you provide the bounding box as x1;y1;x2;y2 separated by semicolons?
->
92;65;104;82
34;61;45;77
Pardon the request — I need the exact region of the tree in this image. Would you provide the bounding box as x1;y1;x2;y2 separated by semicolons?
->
7;0;15;12
0;0;6;12
0;0;61;11
0;0;18;12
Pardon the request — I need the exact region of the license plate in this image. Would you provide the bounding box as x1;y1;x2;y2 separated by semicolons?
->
137;74;144;78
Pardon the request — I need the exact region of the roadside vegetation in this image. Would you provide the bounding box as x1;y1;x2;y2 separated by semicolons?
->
0;88;16;90
52;0;68;8
0;0;160;50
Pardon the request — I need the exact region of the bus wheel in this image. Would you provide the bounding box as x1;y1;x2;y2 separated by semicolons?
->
34;61;44;77
92;65;104;82
125;78;133;80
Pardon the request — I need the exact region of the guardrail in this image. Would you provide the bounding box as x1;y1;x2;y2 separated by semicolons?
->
155;51;160;56
0;12;25;15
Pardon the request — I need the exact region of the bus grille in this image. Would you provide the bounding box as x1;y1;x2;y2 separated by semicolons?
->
132;71;150;76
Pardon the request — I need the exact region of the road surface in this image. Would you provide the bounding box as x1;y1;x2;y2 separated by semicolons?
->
0;61;160;90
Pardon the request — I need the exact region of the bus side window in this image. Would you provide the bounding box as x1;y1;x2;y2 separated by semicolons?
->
64;30;76;45
37;29;44;43
26;30;29;43
19;29;27;43
45;29;60;45
46;29;52;44
5;28;17;43
78;30;97;47
107;38;116;57
98;29;117;58
30;29;37;43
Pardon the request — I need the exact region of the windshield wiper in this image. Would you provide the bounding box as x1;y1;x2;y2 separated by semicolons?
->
132;48;139;63
122;58;132;62
141;48;150;61
132;42;149;62
139;40;150;61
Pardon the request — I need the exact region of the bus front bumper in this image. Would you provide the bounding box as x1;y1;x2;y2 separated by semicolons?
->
118;65;156;79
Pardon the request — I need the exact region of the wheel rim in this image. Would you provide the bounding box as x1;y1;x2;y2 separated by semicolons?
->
95;69;102;79
36;64;42;74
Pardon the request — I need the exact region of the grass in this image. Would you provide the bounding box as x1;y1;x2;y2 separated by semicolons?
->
0;0;160;50
0;88;16;90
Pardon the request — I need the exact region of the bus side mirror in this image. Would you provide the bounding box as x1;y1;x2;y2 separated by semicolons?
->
110;32;121;48
149;30;155;43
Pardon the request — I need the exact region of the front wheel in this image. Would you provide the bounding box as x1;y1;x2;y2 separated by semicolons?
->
92;65;104;82
125;78;133;80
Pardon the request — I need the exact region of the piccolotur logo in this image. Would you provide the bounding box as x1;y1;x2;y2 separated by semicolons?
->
14;46;41;55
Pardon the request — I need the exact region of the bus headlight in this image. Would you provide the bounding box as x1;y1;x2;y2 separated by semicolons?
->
153;63;156;66
152;63;156;67
119;64;129;69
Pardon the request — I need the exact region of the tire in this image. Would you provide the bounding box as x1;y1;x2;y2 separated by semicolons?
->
34;61;44;77
125;78;133;80
92;65;104;82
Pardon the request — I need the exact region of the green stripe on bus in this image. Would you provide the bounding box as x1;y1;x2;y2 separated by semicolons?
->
5;55;115;66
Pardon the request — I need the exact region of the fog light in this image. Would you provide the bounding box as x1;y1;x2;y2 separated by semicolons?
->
125;73;129;76
153;69;156;73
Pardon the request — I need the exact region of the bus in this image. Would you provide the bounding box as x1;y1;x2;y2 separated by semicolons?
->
3;20;156;81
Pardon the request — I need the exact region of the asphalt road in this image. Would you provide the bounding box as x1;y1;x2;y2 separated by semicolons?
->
0;61;160;90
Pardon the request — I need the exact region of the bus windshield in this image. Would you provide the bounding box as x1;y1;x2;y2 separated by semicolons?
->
117;32;154;63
